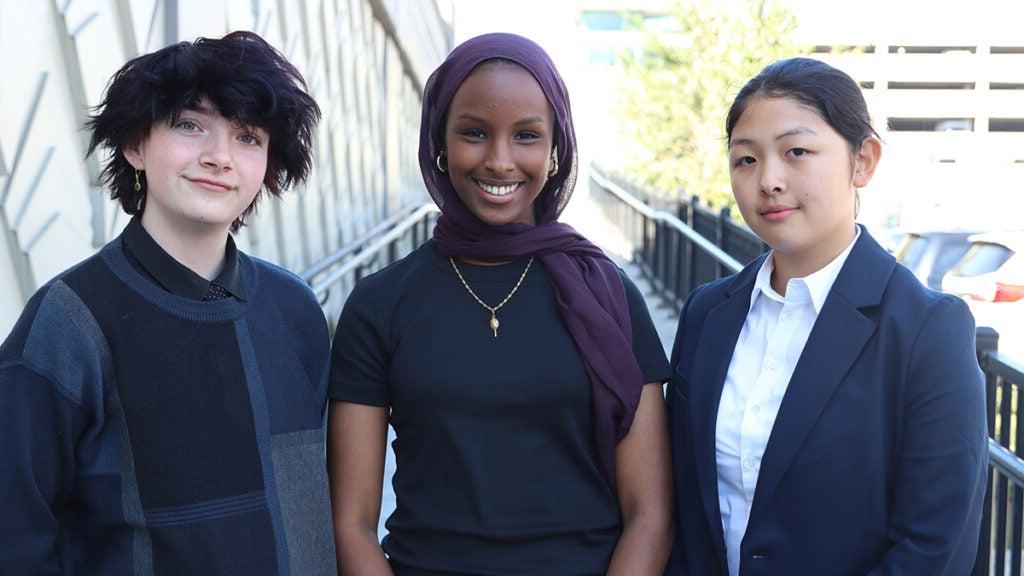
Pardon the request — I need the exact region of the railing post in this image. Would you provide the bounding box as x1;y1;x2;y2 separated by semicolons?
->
717;206;730;278
687;196;701;295
974;327;999;576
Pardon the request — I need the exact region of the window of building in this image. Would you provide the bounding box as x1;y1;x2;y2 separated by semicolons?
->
887;81;975;90
989;118;1024;132
888;46;976;54
888;118;974;132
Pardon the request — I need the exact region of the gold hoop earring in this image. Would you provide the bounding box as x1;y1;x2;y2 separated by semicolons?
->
548;147;559;178
134;170;143;192
435;151;448;173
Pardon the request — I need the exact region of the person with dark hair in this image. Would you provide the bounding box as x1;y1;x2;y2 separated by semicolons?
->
666;57;987;575
327;33;673;575
0;31;334;574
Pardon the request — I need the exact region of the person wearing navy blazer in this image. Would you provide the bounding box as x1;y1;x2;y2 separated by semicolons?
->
665;58;988;576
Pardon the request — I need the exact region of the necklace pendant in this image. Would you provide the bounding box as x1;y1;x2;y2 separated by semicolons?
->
489;315;500;338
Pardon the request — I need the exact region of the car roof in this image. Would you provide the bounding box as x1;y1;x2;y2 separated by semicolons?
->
966;230;1024;251
904;229;981;237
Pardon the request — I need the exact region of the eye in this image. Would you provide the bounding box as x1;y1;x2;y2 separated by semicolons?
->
732;155;756;168
514;131;541;142
239;132;262;146
787;147;808;157
459;128;486;140
174;120;200;132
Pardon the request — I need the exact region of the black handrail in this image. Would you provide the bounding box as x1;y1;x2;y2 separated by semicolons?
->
300;202;423;284
299;202;437;333
975;329;1024;576
308;203;437;296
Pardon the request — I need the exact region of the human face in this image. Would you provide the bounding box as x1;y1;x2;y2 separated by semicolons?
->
444;63;555;226
124;103;269;237
728;96;879;274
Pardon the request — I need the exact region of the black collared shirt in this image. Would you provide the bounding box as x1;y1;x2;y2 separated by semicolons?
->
121;217;246;301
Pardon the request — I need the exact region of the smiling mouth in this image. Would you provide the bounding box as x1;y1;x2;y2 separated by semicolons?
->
474;179;522;197
760;206;798;221
186;177;232;192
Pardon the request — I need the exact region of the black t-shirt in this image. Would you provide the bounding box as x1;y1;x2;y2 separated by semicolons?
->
329;240;670;576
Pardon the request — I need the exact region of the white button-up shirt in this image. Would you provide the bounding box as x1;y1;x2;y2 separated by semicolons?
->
716;228;860;576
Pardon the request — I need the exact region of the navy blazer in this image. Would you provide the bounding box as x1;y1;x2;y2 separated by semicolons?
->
666;228;988;576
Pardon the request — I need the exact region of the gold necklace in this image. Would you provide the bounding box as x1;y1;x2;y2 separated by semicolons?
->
449;256;534;338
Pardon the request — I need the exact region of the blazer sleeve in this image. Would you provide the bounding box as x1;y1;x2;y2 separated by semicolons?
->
868;296;988;575
664;284;706;576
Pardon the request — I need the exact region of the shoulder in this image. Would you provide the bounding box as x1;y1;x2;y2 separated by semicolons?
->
247;254;316;298
1;252;112;411
882;262;971;326
616;267;645;306
359;241;436;290
245;253;322;313
684;255;762;319
345;241;438;308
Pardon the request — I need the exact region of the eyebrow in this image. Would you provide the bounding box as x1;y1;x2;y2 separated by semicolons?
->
453;113;547;126
729;126;817;148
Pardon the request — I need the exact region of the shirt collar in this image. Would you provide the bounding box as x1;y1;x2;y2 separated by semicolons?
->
749;226;861;314
122;216;246;301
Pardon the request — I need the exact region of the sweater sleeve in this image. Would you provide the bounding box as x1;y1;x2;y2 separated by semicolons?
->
0;362;88;575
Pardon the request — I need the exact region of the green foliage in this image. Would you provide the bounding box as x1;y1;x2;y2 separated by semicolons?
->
618;0;806;210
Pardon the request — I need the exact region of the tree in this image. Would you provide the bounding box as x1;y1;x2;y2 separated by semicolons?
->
618;0;805;210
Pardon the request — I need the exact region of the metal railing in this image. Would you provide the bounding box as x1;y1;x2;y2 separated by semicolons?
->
301;202;438;333
589;166;744;306
589;164;1024;576
976;328;1024;576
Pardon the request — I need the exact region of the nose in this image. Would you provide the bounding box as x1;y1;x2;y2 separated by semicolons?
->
199;129;233;171
483;139;514;175
758;158;785;195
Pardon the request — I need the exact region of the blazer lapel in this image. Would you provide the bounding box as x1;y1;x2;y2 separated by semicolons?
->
689;258;761;567
750;228;895;514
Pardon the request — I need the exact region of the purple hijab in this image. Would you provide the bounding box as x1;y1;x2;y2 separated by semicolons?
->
418;32;646;485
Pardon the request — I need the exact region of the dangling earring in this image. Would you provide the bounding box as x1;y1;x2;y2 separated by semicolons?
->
548;147;559;177
134;170;143;192
435;150;448;173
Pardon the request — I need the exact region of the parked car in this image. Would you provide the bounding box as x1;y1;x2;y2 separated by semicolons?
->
941;231;1024;302
893;229;978;290
876;227;908;253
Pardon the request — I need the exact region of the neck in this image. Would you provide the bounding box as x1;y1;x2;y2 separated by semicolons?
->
140;212;230;281
456;256;511;266
770;225;857;295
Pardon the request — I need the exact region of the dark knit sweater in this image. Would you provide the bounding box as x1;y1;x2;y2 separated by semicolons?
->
0;236;336;575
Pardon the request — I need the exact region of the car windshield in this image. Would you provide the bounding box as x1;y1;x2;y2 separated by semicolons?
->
933;242;972;275
895;234;928;267
950;243;1015;277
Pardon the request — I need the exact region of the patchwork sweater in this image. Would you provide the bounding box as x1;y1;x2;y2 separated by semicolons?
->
0;238;336;575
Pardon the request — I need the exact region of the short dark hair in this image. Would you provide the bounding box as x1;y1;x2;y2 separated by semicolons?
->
725;57;877;153
86;30;321;232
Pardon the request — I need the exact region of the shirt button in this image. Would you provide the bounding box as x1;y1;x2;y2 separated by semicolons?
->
767;359;778;370
782;312;793;322
752;404;761;413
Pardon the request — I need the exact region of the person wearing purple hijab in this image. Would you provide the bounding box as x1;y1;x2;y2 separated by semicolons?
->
327;33;673;575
